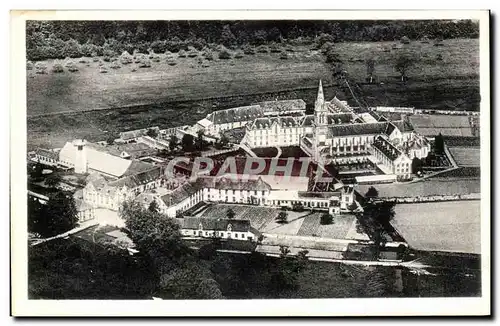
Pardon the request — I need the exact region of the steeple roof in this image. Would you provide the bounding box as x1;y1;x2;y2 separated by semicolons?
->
317;79;324;103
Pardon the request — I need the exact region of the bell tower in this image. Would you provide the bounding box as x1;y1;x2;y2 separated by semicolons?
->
73;139;88;174
314;80;328;161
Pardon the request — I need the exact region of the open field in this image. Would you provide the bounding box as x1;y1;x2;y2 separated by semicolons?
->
27;39;480;150
392;201;481;254
27;49;329;117
297;213;363;239
409;114;477;137
356;177;480;198
448;146;481;167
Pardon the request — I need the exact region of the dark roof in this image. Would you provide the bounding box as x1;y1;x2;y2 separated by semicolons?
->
161;181;203;206
109;166;161;188
181;217;251;232
327;113;353;124
197;176;272;191
372;135;403;161
297;191;341;199
122;160;158;177
385;122;397;136
327;122;388;137
35;148;58;161
392;120;414;132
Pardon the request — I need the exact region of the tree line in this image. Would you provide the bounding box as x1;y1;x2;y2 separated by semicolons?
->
26;20;479;61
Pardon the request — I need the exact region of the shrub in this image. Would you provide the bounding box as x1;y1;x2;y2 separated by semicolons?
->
66;60;79;72
400;36;411;44
203;50;214;61
78;57;87;63
26;60;33;70
187;48;198;57
178;49;187;58
234;50;244;59
218;48;231;60
269;43;282;53
103;56;112;62
201;61;210;68
167;58;177;66
34;62;47;74
243;45;255;55
131;66;137;72
51;62;64;73
110;61;121;69
256;45;268;53
285;45;294;52
139;57;152;68
320;213;333;225
279;51;288;60
92;54;100;62
120;51;133;64
99;66;108;73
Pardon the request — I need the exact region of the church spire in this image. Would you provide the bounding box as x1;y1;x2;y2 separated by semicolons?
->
317;79;324;103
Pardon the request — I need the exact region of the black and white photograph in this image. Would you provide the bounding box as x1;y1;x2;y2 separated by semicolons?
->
10;10;490;317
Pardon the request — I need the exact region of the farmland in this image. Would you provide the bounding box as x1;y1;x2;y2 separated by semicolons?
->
27;38;480;150
409;114;478;137
448;146;481;167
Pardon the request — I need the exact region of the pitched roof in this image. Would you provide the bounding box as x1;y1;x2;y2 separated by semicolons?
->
59;141;133;178
326;113;354;124
181;217;251;232
109;166;161;188
160;181;203;207
372;135;403;161
327;122;388;137
35;148;58;161
120;127;159;140
256;99;306;114
122;160;158;177
207;105;263;125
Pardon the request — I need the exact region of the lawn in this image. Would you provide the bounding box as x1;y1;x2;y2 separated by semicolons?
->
409;114;476;137
197;204;280;230
448;146;481;167
392;200;481;254
356;177;481;198
297;213;360;239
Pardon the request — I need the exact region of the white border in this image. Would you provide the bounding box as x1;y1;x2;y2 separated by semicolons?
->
10;10;491;317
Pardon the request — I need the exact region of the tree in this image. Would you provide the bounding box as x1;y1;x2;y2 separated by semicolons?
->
181;134;195;152
226;208;235;219
51;62;64;73
35;62;48;74
196;130;205;151
146;128;158;139
220;25;236;47
434;133;445;154
29;163;44;181
218;47;231;60
279;51;288;60
169;134;179;152
347;202;358;212
28;190;78;237
365;186;379;199
62;38;82;58
148;200;159;214
120;200;187;263
276;211;288;224
320;213;333;225
292;202;304;212
279;245;291;258
45;173;61;188
366;58;375;83
411;157;423;174
158;262;224;299
394;53;413;82
400;35;411;44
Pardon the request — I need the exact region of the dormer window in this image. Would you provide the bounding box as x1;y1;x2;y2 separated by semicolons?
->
227;224;232;232
199;223;203;230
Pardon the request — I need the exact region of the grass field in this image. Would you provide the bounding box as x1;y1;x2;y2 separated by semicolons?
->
392;200;481;254
356;177;481;198
448;147;481;167
27;39;480;150
297;213;360;239
409;114;476;137
197;204;280;230
27;49;329;117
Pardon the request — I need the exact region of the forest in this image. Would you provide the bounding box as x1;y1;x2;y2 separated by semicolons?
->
26;20;480;61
